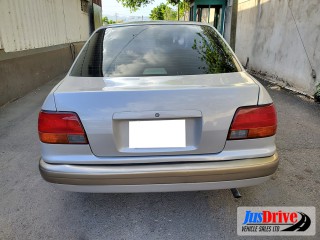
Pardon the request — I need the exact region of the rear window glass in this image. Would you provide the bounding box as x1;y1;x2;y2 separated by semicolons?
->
70;24;240;77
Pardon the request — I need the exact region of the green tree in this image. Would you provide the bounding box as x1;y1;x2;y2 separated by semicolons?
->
117;0;155;12
117;0;186;12
178;1;190;20
149;3;176;20
102;16;109;24
165;5;177;20
102;16;116;25
149;3;166;20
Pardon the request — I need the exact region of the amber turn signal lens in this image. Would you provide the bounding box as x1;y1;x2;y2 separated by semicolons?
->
38;132;69;144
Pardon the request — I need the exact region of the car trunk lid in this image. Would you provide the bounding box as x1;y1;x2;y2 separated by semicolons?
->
53;72;259;157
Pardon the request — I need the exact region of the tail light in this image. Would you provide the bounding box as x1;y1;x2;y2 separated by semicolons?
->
38;111;88;144
228;104;277;140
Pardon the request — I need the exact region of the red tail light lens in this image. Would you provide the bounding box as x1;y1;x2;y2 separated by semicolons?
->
228;104;277;140
38;111;88;144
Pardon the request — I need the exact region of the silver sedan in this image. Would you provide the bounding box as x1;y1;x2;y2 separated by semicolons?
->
38;22;278;193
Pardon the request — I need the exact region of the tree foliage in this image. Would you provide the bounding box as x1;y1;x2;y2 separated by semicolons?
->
191;26;238;74
102;16;116;25
117;0;187;12
117;0;190;21
149;3;176;20
149;3;166;20
117;0;155;12
177;1;190;20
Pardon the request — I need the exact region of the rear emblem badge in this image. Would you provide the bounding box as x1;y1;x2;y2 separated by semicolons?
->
155;113;160;117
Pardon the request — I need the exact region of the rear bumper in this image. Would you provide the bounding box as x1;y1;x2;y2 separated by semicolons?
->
39;153;278;192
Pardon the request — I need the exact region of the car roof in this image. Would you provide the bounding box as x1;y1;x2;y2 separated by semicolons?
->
98;21;211;29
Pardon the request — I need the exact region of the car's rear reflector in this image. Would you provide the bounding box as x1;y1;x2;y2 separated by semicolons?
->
228;104;277;140
38;111;88;144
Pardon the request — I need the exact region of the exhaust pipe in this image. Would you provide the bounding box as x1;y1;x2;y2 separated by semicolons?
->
230;188;242;198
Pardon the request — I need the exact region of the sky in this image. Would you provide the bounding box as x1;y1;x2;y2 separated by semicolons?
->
102;0;167;20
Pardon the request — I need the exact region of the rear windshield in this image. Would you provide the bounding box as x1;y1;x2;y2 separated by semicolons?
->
70;24;241;77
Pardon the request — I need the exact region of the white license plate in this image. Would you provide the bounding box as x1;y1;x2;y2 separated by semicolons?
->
129;119;186;148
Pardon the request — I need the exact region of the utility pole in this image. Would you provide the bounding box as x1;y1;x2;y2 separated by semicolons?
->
230;0;238;51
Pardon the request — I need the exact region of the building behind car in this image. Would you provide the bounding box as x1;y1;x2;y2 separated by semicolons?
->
0;0;102;106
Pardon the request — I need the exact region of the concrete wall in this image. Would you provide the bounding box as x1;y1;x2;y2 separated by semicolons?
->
235;0;320;95
0;42;84;107
0;0;89;52
0;0;91;106
223;1;233;45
